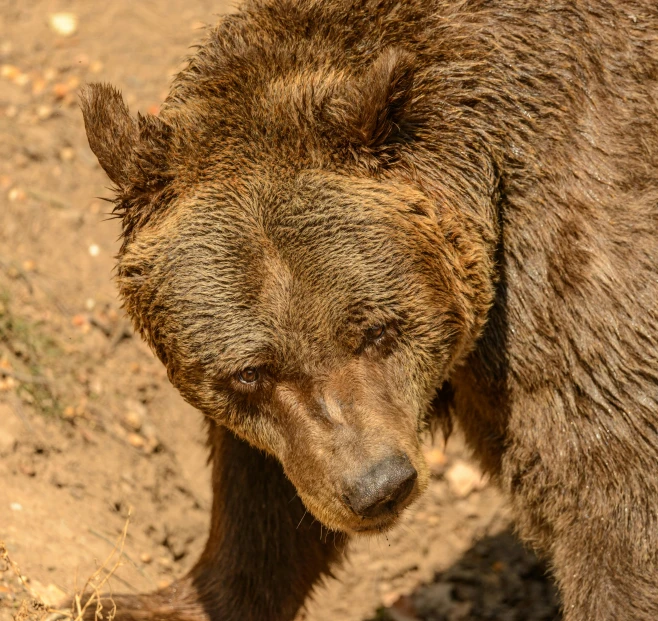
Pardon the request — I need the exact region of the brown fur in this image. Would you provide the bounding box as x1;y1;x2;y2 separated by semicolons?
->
80;0;658;619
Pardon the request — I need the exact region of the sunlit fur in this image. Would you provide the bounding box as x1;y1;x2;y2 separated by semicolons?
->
80;0;658;619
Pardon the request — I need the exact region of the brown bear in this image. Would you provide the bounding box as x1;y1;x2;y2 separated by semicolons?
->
80;0;658;619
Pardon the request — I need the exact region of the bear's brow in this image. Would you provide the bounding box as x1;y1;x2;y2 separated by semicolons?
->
214;341;275;377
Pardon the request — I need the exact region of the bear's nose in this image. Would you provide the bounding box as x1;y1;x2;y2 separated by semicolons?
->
343;454;417;519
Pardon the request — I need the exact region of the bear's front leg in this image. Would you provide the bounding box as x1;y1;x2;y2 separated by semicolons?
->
503;419;658;621
83;422;347;621
551;532;658;621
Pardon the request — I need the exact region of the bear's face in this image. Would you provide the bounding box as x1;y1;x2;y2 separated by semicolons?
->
80;42;494;532
115;169;471;533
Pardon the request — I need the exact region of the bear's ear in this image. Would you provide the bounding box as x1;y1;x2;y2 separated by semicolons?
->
81;84;174;234
330;48;417;151
80;84;139;188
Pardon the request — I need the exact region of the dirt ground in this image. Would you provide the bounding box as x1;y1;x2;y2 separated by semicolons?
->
0;2;561;620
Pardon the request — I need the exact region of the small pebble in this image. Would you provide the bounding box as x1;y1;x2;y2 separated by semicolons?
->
140;552;152;564
381;590;403;608
0;377;16;392
90;377;103;396
36;105;53;120
10;502;22;511
48;13;78;37
31;78;47;95
71;314;89;328
128;433;145;449
88;244;100;257
424;447;448;476
123;410;143;432
60;147;76;162
8;188;26;202
0;64;20;80
445;460;484;498
53;83;70;99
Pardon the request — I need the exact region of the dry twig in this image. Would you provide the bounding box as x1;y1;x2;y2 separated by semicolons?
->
0;514;131;621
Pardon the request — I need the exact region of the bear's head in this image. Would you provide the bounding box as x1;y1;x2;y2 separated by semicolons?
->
81;45;495;534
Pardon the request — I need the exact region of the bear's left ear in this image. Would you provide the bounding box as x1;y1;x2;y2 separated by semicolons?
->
80;83;172;193
81;83;175;236
330;48;417;151
80;84;139;189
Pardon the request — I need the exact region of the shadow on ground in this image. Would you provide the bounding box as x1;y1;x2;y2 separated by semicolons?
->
370;530;561;621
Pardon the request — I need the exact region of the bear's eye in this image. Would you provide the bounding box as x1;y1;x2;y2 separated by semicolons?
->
237;367;260;384
364;324;386;343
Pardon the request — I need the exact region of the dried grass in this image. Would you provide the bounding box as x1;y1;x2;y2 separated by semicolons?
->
1;514;131;621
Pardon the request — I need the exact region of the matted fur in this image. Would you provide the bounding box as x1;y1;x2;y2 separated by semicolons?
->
80;0;658;619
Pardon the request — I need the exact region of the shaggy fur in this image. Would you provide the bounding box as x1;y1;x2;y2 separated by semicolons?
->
80;0;658;619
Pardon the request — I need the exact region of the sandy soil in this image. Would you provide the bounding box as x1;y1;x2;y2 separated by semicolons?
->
0;2;560;620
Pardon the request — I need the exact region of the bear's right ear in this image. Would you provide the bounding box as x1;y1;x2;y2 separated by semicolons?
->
80;84;139;189
325;48;418;155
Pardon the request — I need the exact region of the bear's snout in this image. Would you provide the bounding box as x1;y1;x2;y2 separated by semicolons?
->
342;453;417;519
